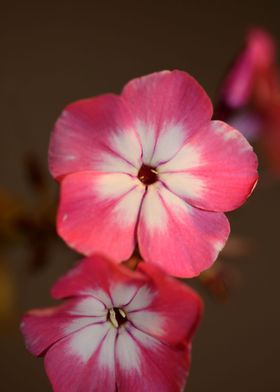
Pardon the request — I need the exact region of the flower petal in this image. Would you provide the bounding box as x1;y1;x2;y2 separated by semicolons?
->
159;121;258;212
137;184;230;277
128;262;202;345
20;299;106;356
49;94;142;179
44;324;117;392
57;171;145;260
124;285;155;312
51;255;145;302
115;326;191;392
122;70;213;165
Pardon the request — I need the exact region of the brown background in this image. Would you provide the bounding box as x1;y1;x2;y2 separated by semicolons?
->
1;1;280;391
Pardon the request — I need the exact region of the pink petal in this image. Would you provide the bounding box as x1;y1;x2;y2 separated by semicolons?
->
159;121;258;212
128;262;203;345
122;70;213;165
247;28;276;69
20;299;106;356
219;28;276;108
51;255;145;301
219;44;255;108
137;184;230;277
57;171;145;260
115;326;191;392
44;324;117;392
49;94;142;179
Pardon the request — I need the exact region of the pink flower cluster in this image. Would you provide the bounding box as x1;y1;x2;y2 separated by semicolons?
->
21;70;258;391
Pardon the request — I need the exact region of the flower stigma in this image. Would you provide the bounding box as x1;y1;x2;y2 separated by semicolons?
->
138;164;158;186
108;307;127;328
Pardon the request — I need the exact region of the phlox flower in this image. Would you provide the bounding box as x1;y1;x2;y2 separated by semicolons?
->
49;70;258;277
21;255;202;392
216;28;280;174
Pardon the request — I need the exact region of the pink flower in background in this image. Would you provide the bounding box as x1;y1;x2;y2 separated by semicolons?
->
218;28;278;112
21;255;202;392
49;70;258;277
217;28;280;174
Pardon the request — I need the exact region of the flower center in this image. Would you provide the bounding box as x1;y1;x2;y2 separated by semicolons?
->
107;307;127;328
138;164;158;186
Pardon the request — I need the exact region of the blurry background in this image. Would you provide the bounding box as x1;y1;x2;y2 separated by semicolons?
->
0;1;280;391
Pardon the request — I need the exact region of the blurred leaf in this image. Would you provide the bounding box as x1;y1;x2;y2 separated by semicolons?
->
199;261;230;301
23;153;48;194
0;189;24;222
0;189;26;246
221;235;251;259
0;259;16;331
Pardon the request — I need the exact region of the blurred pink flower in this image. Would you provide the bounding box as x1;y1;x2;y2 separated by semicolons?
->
49;70;258;277
219;28;278;111
21;255;202;392
217;28;280;174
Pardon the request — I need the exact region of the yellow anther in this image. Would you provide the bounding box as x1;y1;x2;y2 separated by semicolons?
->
119;308;126;318
109;308;119;328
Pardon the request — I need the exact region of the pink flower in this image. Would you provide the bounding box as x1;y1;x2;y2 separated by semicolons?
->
217;28;280;174
218;28;278;113
21;255;202;392
49;70;258;277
